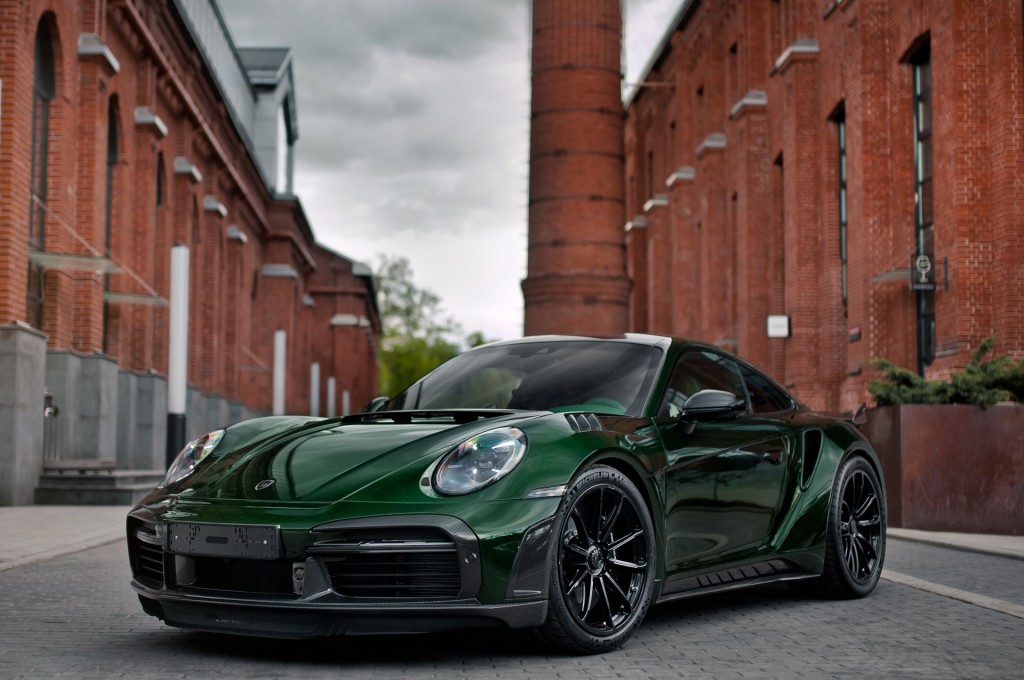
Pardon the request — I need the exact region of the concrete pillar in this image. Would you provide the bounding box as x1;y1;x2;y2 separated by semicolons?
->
273;329;286;415
0;325;47;505
116;371;139;469
44;350;119;461
78;354;119;460
310;362;320;416
134;373;168;469
327;377;336;418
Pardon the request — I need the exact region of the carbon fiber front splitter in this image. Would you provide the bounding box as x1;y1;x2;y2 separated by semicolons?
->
133;581;548;638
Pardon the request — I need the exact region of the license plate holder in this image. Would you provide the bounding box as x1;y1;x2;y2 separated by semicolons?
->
168;523;280;560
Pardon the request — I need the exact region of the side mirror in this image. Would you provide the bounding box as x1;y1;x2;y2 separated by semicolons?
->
360;396;390;413
678;389;745;434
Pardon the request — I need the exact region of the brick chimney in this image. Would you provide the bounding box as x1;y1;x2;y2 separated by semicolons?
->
522;0;630;336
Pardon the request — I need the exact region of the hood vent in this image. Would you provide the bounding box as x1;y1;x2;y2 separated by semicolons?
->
565;413;603;432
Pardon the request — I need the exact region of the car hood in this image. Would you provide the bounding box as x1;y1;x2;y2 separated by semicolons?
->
166;414;533;504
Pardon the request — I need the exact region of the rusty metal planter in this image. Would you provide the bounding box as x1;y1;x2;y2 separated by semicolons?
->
862;404;1024;535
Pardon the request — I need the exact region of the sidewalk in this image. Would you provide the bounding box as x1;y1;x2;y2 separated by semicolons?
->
1;505;1022;574
0;505;127;573
887;527;1024;561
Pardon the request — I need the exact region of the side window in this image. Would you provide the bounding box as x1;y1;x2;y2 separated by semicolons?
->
739;364;794;414
660;350;747;417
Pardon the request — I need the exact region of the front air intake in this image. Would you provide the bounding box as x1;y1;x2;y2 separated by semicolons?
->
323;541;461;599
128;518;165;587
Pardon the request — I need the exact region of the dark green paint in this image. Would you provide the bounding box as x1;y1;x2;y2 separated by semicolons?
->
131;337;884;614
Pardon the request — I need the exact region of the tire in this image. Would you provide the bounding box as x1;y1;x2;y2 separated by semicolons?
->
811;455;887;598
534;465;656;654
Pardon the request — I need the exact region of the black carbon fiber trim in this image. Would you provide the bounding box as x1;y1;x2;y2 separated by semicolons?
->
127;517;165;588
132;580;549;636
564;413;604;432
309;515;481;599
658;558;807;601
505;516;557;599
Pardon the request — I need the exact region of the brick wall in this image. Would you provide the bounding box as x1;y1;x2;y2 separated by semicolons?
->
624;0;1024;411
0;0;378;418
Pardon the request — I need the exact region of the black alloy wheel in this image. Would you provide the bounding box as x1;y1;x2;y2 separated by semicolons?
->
839;467;884;583
815;455;887;598
536;465;656;654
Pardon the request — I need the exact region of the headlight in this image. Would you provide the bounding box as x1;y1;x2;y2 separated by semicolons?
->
432;427;527;495
161;429;225;487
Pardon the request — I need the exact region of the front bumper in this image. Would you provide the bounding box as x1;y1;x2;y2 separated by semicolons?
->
127;506;559;638
133;584;547;637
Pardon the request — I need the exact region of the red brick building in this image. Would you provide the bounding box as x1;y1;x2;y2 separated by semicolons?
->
0;0;379;503
621;0;1024;411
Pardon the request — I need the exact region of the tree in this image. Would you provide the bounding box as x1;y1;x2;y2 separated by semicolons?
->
375;256;492;397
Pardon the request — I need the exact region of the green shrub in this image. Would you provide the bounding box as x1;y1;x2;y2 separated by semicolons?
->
868;337;1024;408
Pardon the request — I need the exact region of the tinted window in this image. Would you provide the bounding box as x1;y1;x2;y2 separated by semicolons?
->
660;350;747;418
385;341;663;417
739;364;794;414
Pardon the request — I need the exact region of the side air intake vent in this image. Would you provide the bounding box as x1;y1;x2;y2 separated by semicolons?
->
801;430;823;489
565;413;603;432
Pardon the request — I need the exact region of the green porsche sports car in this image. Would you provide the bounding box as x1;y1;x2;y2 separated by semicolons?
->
127;334;886;654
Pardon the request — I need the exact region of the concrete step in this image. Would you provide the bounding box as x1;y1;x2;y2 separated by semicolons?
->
37;470;164;489
34;481;158;506
43;459;118;474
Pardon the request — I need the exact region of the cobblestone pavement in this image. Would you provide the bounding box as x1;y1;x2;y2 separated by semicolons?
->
0;537;1022;679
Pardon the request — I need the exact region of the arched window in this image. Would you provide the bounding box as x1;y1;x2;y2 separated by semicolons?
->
105;96;119;255
102;97;119;353
156;152;165;208
27;19;56;329
192;194;200;244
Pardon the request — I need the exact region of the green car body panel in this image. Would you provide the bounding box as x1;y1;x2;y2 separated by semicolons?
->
127;335;885;646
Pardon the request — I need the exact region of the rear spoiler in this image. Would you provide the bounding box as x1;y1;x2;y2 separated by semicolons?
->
825;402;868;426
847;403;868;426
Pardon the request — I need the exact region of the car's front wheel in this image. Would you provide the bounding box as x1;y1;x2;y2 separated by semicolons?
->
535;465;656;654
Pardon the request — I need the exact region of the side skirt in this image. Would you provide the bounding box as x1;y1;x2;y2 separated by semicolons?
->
655;559;815;604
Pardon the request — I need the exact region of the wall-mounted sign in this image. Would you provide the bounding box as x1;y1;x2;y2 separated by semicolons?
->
849;325;862;342
766;315;790;338
910;252;936;291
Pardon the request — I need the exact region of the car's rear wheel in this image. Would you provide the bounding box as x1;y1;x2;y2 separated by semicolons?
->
811;455;886;598
535;465;655;654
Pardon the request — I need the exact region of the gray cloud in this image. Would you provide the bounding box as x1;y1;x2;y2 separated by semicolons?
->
216;0;675;341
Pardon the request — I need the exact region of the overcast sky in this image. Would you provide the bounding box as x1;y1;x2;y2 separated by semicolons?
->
218;0;683;343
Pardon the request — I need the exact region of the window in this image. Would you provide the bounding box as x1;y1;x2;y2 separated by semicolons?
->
104;97;118;255
102;97;119;353
276;99;294;193
910;39;935;374
728;41;739;105
660;350;747;418
156;153;165;208
386;341;664;417
834;104;848;307
738;364;794;414
27;19;56;329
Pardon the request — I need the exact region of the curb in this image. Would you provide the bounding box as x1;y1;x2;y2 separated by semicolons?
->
887;528;1024;562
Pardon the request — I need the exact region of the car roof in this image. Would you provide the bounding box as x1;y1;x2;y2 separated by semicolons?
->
483;334;675;350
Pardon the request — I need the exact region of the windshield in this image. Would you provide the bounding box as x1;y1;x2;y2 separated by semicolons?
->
384;340;663;416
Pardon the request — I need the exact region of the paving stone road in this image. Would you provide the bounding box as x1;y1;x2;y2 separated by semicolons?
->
0;537;1021;679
